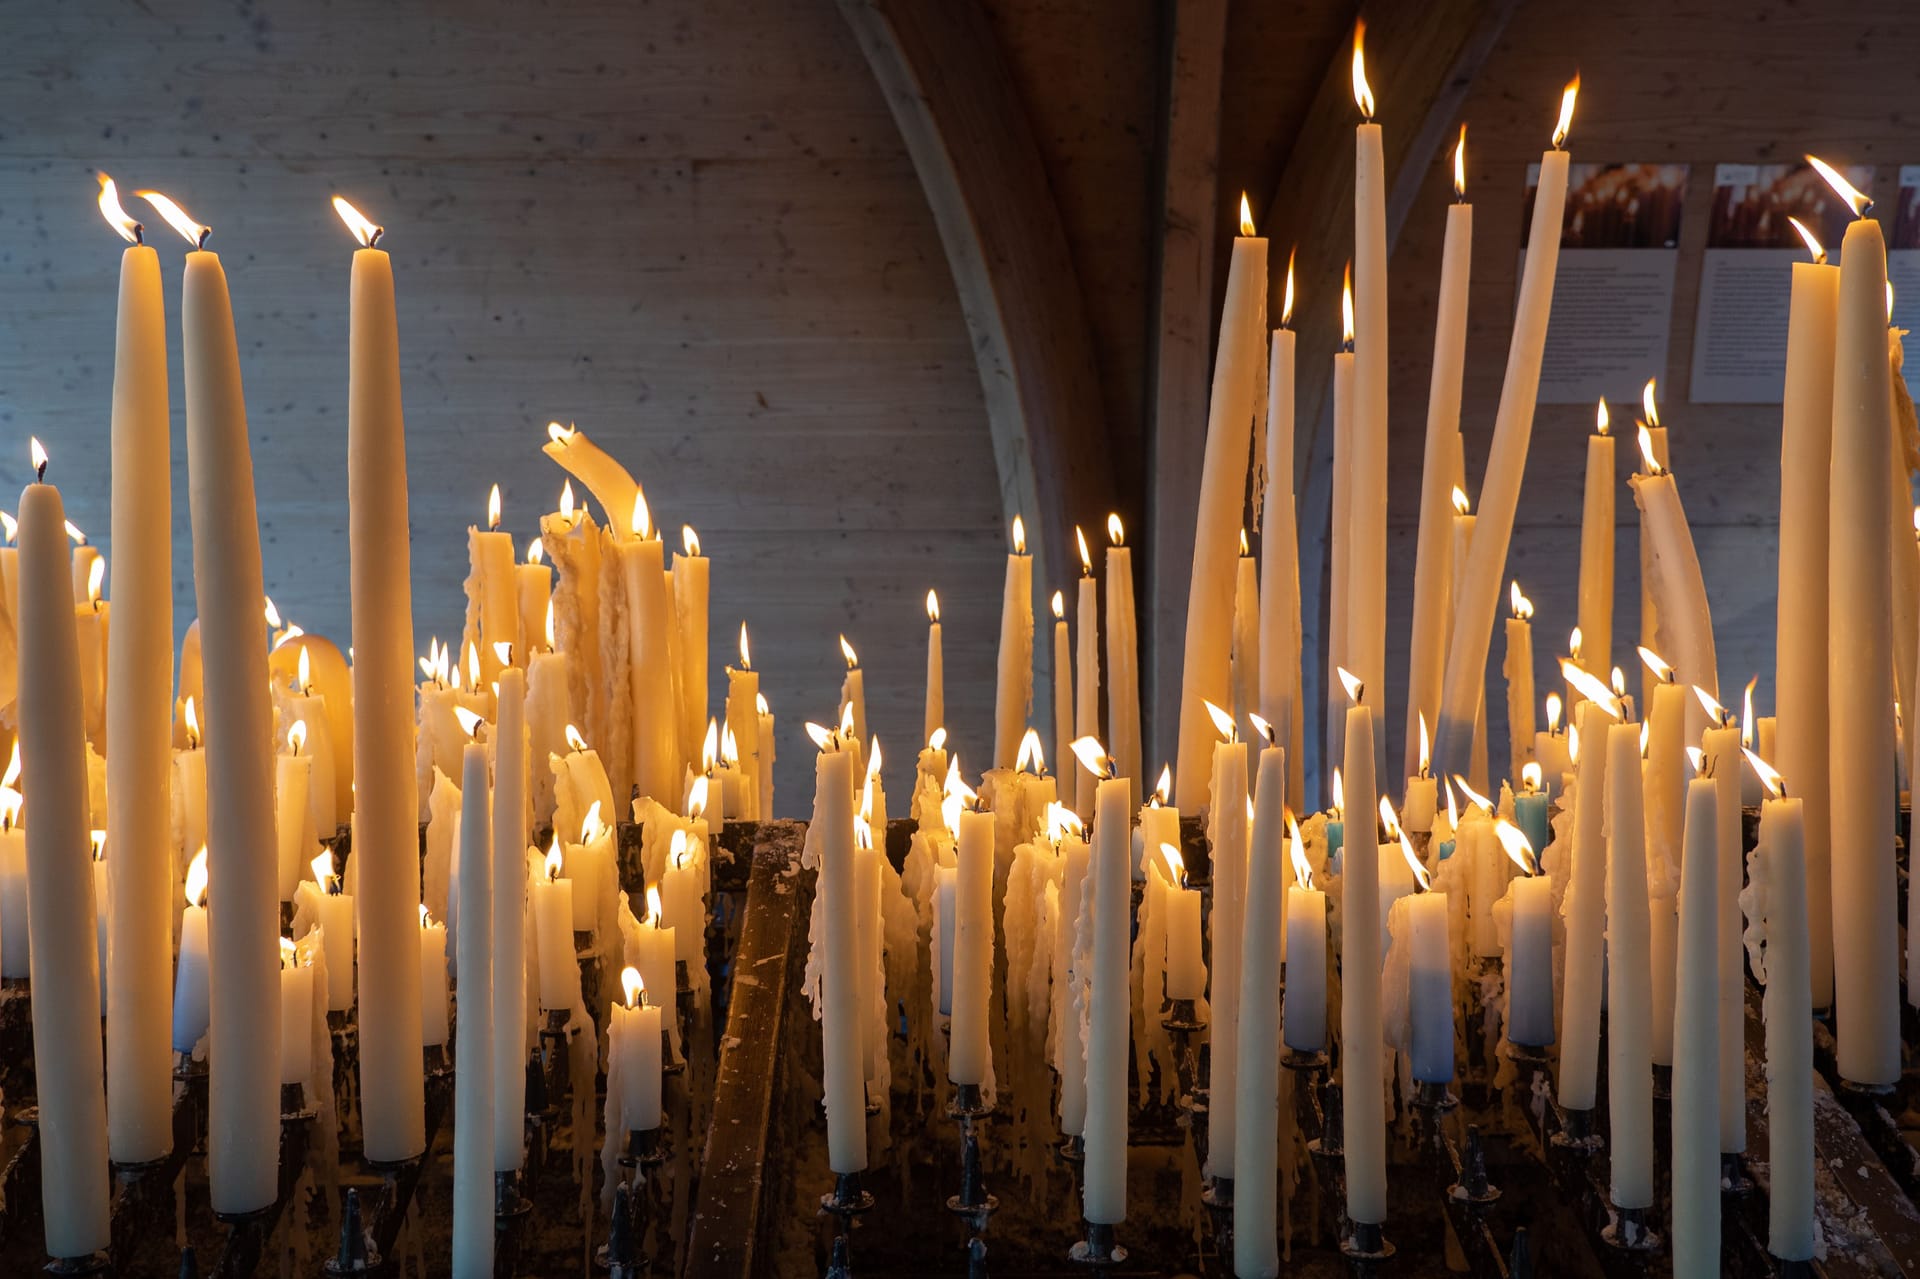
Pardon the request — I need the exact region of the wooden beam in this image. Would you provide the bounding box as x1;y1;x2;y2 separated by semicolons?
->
836;0;1118;611
1264;0;1517;799
1145;0;1232;773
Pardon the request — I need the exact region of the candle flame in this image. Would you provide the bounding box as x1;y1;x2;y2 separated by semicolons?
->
1805;154;1871;218
564;723;588;753
138;190;209;248
544;598;556;649
1510;580;1533;620
1418;712;1431;774
527;538;545;566
1331;768;1344;817
1159;842;1187;889
1287;812;1312;889
1560;659;1621;718
1786;215;1826;264
184;847;209;907
1545;690;1563;734
483;483;501;531
755;691;769;716
331;195;382;247
839;701;855;737
1743;748;1784;798
1282;248;1297;326
1239;192;1256;237
738;622;751;670
547;421;576;446
1522;760;1543;792
1693;684;1730;725
1337;665;1364;705
1741;676;1757;747
1204;698;1237;742
86;555;104;606
30;437;48;480
466;640;480;689
702;720;719;773
866;736;883;779
1076;525;1092;574
926;589;940;622
1010;514;1026;555
1686;745;1707;776
453;706;483;741
1637;424;1663;476
1638;377;1659;428
1595;397;1610;436
493;641;513;668
558;479;576;522
1400;829;1431;891
1611;665;1627;699
1239;527;1250;557
312;849;338;893
1048;801;1085;843
1377;796;1401;840
1451;774;1494;813
419;903;433;930
1051;589;1065;620
1451;485;1471;516
1453;125;1467;199
1070;736;1110;780
1568;721;1581;764
928;726;948;752
1017;727;1045;774
622;966;644;1008
839;633;858;669
0;512;14;543
1108;513;1125;547
580;799;608;845
1494;818;1537;875
805;721;833;750
646;884;663;925
630;490;653;540
90;829;105;862
1351;21;1375;119
1569;626;1583;659
1640;718;1652;757
1154;765;1173;805
281;936;298;969
1552;73;1579;149
545;838;564;881
181;693;204;747
721;722;741;765
669;828;689;870
1248;711;1275;746
96;174;140;244
1889;281;1897;325
288;719;308;755
1637;645;1673;682
682;525;701;557
0;786;20;832
1341;262;1355;345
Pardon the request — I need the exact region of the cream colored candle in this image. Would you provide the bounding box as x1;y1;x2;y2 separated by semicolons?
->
725;633;761;822
1605;718;1653;1209
951;805;996;1084
491;669;528;1172
1432;82;1578;778
1282;846;1325;1053
757;695;775;818
1637;419;1669;708
515;541;551;668
1175;206;1265;810
1104;519;1143;808
1233;741;1286;1276
1631;439;1718;745
542;422;638;542
1824;187;1900;1086
1700;710;1746;1151
180;230;282;1212
278;943;312;1089
1407;880;1453;1084
1327;333;1355;797
1504;584;1536;786
1074;568;1099;820
621;496;679;805
1577;400;1616;681
1160;845;1203;1000
1747;756;1814;1261
1205;727;1249;1179
1051;593;1073;813
525;646;568;825
1405;154;1472;779
612;970;662;1132
418;907;449;1048
1338;674;1385;1224
173;853;210;1051
813;743;866;1173
338;198;425;1161
673;527;708;768
1505;844;1554;1048
467;487;516;685
1350;40;1389;782
311;853;354;1011
1559;693;1613;1110
453;735;493;1279
99;184;175;1167
1081;756;1132;1225
73;563;107;758
993;517;1034;770
532;847;576;1012
1672;774;1721;1273
1259;310;1307;812
923;590;943;744
837;644;866;778
1643;666;1686;1066
17;473;110;1256
275;727;314;901
1231;542;1260;736
1053;829;1090;1135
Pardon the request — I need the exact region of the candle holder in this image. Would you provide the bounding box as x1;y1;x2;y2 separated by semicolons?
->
494;1168;533;1275
595;1178;642;1276
819;1169;874;1219
1773;1257;1815;1278
825;1233;853;1279
538;1008;570;1112
41;1253;110;1275
1549;1104;1602;1153
1056;1132;1085;1165
1445;1123;1500;1207
321;1186;377;1275
624;1125;669;1169
1720;1150;1754;1197
944;1095;998;1229
1410;1078;1458;1114
1508;1226;1534;1277
1067;1220;1126;1267
1199;1174;1232;1263
1339;1219;1395;1263
1600;1203;1659;1252
662;1019;685;1078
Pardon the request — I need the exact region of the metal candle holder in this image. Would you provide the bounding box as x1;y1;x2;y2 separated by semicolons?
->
1067;1219;1126;1268
945;1082;997;1230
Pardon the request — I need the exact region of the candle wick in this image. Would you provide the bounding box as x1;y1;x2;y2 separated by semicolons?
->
195;227;211;251
369;226;386;249
132;222;145;246
34;460;46;483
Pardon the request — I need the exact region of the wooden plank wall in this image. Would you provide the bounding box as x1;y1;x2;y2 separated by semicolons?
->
0;0;1007;808
1285;0;1920;788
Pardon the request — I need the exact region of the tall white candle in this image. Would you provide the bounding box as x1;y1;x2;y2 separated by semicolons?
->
467;488;516;686
1701;709;1745;1153
1082;756;1132;1225
339;197;426;1161
1281;828;1326;1054
924;591;944;745
993;517;1034;771
621;497;680;806
1051;593;1074;810
181;230;282;1212
673;527;708;769
1105;519;1144;809
1075;564;1100;820
813;743;866;1174
1351;35;1389;782
1672;774;1721;1273
950;805;995;1084
1338;673;1385;1224
1234;741;1286;1277
491;668;528;1172
1577;400;1616;681
453;737;493;1279
1559;695;1612;1110
1327;332;1355;799
1432;81;1579;778
1204;725;1248;1179
1604;718;1653;1210
173;851;210;1053
725;633;760;822
1504;828;1554;1048
1259;308;1307;812
1406;878;1452;1084
1747;756;1814;1260
1174;206;1265;810
1053;830;1090;1136
100;183;175;1167
16;472;110;1257
1504;584;1536;787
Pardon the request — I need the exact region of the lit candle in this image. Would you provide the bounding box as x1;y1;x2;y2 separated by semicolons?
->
516;540;552;669
1641;652;1685;1067
993;516;1034;771
1532;692;1570;800
1327;281;1356;798
923;590;943;745
1051;592;1074;815
525;610;568;826
724;625;760;821
1812;155;1901;1086
673;525;708;769
1401;840;1452;1085
756;691;775;819
1405;134;1472;779
1498;822;1553;1048
16;459;110;1256
1104;516;1143;808
1433;77;1580;778
1504;582;1536;788
172;849;211;1053
97;177;175;1165
1696;687;1746;1155
1401;714;1437;833
532;842;576;1012
1174;197;1265;810
541;420;639;544
276;721;315;902
631;887;678;1067
418;905;449;1048
1259;272;1308;811
1052;813;1091;1137
1605;715;1653;1211
1349;32;1389;788
278;938;312;1091
621;492;680;805
282;643;340;840
453;730;493;1279
1557;667;1618;1112
1231;532;1260;747
1075;739;1131;1226
1233;735;1287;1277
1630;393;1718;744
950;790;996;1085
611;967;663;1132
1159;844;1203;1001
1672;768;1721;1273
1074;539;1100;820
838;634;867;776
1337;668;1386;1225
467;484;516;686
491;666;526;1175
0;768;26;978
809;729;866;1175
1202;701;1247;1179
1577;398;1615;681
171;194;281;1211
310;852;354;1011
335;194;425;1163
1774;215;1839;1010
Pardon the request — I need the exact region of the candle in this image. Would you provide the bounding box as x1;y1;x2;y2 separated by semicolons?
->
811;738;866;1174
933;866;956;1019
1558;683;1615;1111
453;734;493;1279
1231;533;1260;746
282;644;340;840
539;487;609;788
1259;290;1308;812
612;967;663;1132
1104;517;1143;808
1513;765;1550;858
516;540;552;668
337;195;426;1163
72;557;107;755
1052;821;1091;1136
632;886;678;1066
1637;413;1669;708
993;516;1034;770
725;627;761;821
1739;680;1763;807
1774;220;1839;1009
1605;717;1653;1210
15;466;110;1256
0;780;23;978
838;635;867;776
311;852;355;1011
1203;707;1247;1179
275;722;315;902
1817;158;1901;1086
1349;35;1389;793
96;179;176;1166
418;905;449;1048
1076;741;1131;1226
950;800;995;1085
1050;592;1074;816
1577;398;1616;681
532;843;577;1012
1073;550;1100;821
541;421;639;543
1405;141;1472;779
1401;716;1437;833
1403;849;1452;1085
673;525;708;768
1233;739;1286;1277
1432;78;1579;778
175;205;282;1212
1499;823;1553;1048
467;485;516;687
526;634;569;826
90;835;106;1007
1175;199;1265;810
491;668;528;1172
621;494;680;806
1336;670;1386;1225
1630;407;1718;744
1453;793;1501;958
1532;693;1570;800
173;849;211;1053
1504;583;1536;787
1642;661;1685;1066
922;590;944;745
1158;844;1203;999
278;939;312;1090
1672;772;1721;1274
1698;692;1745;1154
1281;817;1326;1052
757;693;775;819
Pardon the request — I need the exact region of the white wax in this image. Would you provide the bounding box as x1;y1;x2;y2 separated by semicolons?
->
613;1000;663;1131
1759;795;1814;1260
1234;743;1287;1276
1259;327;1307;810
1282;887;1326;1052
1082;774;1132;1225
724;667;760;821
1340;703;1386;1224
992;548;1033;770
173;903;211;1052
671;550;707;768
934;866;956;1018
620;533;680;806
524;651;569;825
279;963;313;1087
950;807;995;1084
491;669;529;1171
1504;617;1535;789
1703;723;1744;1152
924;618;944;746
1672;777;1721;1273
1408;891;1453;1083
419;921;449;1047
453;739;494;1278
533;876;576;1011
1558;700;1610;1110
1205;738;1248;1178
315;891;354;1011
1053;836;1090;1134
813;747;866;1174
1075;576;1100;820
1105;545;1143;808
1506;875;1554;1048
275;751;314;902
1163;882;1202;1000
1052;619;1073;811
1604;720;1653;1208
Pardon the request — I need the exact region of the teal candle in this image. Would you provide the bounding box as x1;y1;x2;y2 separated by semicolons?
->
1515;792;1551;864
1326;819;1344;873
1437;838;1456;861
